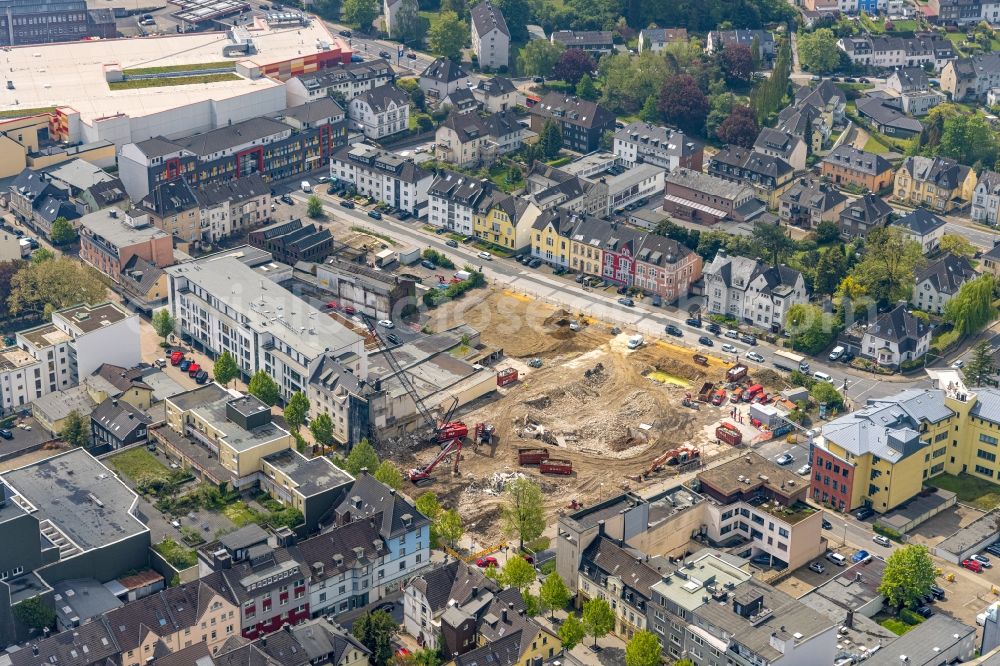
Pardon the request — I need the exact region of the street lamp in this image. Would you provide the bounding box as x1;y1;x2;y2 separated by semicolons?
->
842;523;849;547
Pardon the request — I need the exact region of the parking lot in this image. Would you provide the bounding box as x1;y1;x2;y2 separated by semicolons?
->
0;417;56;463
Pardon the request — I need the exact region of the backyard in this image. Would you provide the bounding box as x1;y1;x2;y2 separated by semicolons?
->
928;473;1000;511
106;447;171;484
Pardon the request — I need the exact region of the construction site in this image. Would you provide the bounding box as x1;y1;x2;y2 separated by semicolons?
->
378;287;796;546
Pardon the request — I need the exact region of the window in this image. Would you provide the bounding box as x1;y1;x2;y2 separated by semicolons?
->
979;449;997;462
981;433;998;446
976;465;995;477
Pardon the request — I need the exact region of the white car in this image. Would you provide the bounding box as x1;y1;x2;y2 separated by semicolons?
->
776;453;794;465
809;562;825;574
797;464;811;476
951;360;965;369
873;535;891;547
477;251;492;261
377;320;394;329
721;343;738;353
746;351;765;363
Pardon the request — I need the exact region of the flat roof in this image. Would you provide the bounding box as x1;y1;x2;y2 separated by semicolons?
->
0;20;342;125
262;448;353;497
2;448;147;553
0;346;39;372
17;322;72;350
80;209;168;247
651;552;751;612
935;509;1000;557
697;452;804;498
805;556;886;611
54;302;134;334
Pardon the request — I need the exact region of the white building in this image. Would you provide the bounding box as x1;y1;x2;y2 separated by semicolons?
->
0;346;44;414
427;171;491;235
973;170;1000;225
383;0;416;39
165;247;366;401
637;28;688;53
419;59;473;106
285;60;395;107
913;253;976;315
470;1;510;70
860;304;931;367
193;174;272;243
703;251;808;332
0;231;21;261
330;144;433;217
891;208;947;254
348;84;410;140
612;121;702;171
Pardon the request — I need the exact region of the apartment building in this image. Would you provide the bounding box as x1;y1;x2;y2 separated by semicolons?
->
972;170;1000;225
529;93;616;154
931;0;983;23
330;144;433;217
703;251;808;333
706;30;776;64
578;535;662;639
663;169;765;225
838;34;956;70
753;128;807;171
894;156;977;212
472;76;520;113
550;30;614;54
470;2;510;70
307;352;385;447
859;304;932;367
285;59;395;107
637;28;688;53
892;207;947;254
524;164;607;217
348;84;410;140
613;122;703;171
633;234;703;304
383;0;416;38
473;190;541;252
0;346;43;414
132;178;201;243
435;110;526;168
913;253;976;315
78;208;173;283
0;0;115;46
427;171;491;235
404;560;496;650
419;59;472;105
192;174;272;243
778;179;847;229
118;99;348;201
708;147;795;209
838;194;893;239
941;53;1000;101
165;248;367;399
7;168;81;240
821;145;894;192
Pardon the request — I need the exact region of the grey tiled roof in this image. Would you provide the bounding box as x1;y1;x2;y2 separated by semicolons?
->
470;1;509;38
823;144;892;177
893;207;946;236
914;253;975;295
356;83;409;113
90;397;151;437
333;472;430;539
420;58;469;83
856;96;924;133
900;156;972;190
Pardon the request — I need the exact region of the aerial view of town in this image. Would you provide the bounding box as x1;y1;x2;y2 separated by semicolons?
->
4;0;1000;662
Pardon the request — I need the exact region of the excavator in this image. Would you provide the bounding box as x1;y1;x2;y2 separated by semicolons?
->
408;438;463;485
629;446;701;481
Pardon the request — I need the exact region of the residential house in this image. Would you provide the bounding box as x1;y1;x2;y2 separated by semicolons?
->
707;146;795;209
307;354;385;447
89;396;151;453
549;30;614;54
753;128;807;171
427;171;491;235
530;207;582;269
528;92;616;154
42;159;126;216
706;29;776;64
941;53;1000;101
637;28;688;53
404;560;497;650
886;67;930;93
855;96;924;138
118;255;168;314
448;589;561;666
985;243;1000;279
524;164;607;217
894;156;977;212
470;2;510;70
0;346;43;414
7;168;80;240
285;59;396;107
972;170;1000;225
794;79;847;128
838;34;957;70
441;87;479;115
612;121;703;171
778;179;848;229
703;251;808;332
931;0;984;23
578;536;662;639
348;84;410;140
663;168;766;225
777;103;827;153
383;0;417;39
191;173;272;243
435;110;525;168
248;218;333;265
913;253;976;314
78;208;173;283
821;145;894;192
330;144;433;217
473;191;541;252
472;77;520;112
134;179;201;243
861;304;931;367
634;234;703;304
892;208;947;254
896;89;945;116
419;59;473;106
90;363;155;410
838;193;894;239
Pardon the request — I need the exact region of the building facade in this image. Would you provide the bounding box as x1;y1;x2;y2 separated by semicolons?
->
470;2;509;70
348;84;410;140
703;252;808;332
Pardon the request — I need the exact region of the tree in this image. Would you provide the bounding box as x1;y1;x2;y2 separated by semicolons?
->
717;105;759;147
814;246;848;296
213;350;239;386
753;220;794;265
500;477;545;549
787;303;837;354
283;391;310;432
499;554;536;591
343;0;380;29
939;234;977;258
30;248;54;264
798;28;842;73
638;94;659;122
851;226;924;305
658;74;708;134
247;371;280;406
492;0;529;41
721;44;754;82
600;52;671;114
428;11;468;61
673;660;695;666
554;49;596;84
539;573;571;620
49;217;77;246
13;597;55;632
944;274;996;336
346;438;381;476
393;0;424;45
307;195;324;218
625;631;662;666
353;610;397;666
151;309;176;346
0;260;24;321
375;460;404;490
963;340;994;386
577;74;598;101
60;410;90;448
8;256;106;318
415;491;442;521
810;379;844;410
815;220;840;244
559;613;586;650
517;40;564;77
937;113;998;168
437;508;464;547
310;413;335;451
581;597;615;648
878;545;936;609
539;120;563;158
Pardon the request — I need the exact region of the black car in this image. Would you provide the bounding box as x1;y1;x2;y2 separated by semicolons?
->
406;52;417;59
195;370;209;384
617;297;634;307
340;200;355;209
532;76;544;83
855;507;875;521
929;585;946;600
528;258;543;268
840;350;855;363
445;239;459;248
339;29;352;37
376;602;395;613
822;518;832;530
398;211;411;220
368;210;382;220
665;324;683;337
0;428;11;440
916;606;934;619
685;317;702;327
379;50;391;59
280;194;294;205
434;227;446;234
706;322;722;334
386;333;401;345
740;334;757;346
698;336;714;346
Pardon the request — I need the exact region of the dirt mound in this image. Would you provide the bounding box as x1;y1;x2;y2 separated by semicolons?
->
523;395;551;409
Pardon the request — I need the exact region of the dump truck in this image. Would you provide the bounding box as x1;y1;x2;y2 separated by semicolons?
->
711;389;727;406
697;382;714;402
716;423;743;446
518;448;550;465
693;354;709;366
540;459;573;475
726;364;748;383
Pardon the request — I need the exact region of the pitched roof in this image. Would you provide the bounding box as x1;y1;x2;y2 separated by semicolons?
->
530;92;615;130
639;27;688;43
475;76;516;96
914;253;975;295
282;97;344;125
421;58;469;83
193;173;269;208
91;397;152;436
855;97;924;133
705;253;802;296
869;304;931;348
978;170;1000;195
550;29;613;46
780;178;847;212
121;255;166;296
754;128;801;156
293;59;394;89
711;146;793;180
900;155;972;190
410;559;498;614
583;536;662;597
332;471;430;539
823;144;892;176
145;116;288;158
893;207;946;236
889;66;929;91
293;512;386;579
355;83;409;113
6;619;119;666
840;193;893;225
139;178;199;216
470;1;509;38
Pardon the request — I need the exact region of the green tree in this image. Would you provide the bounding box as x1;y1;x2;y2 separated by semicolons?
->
878;545;936;609
798;28;842;73
582;597;615;648
576;73;598;101
673;660;695;666
247;370;281;406
49;217;77;246
428;11;467;61
786;303;837;354
501;477;545;549
437;508;464;547
814;246;849;296
753;220;795;265
937;112;999;168
13;598;56;632
499;554;536;591
283;392;310;432
307;195;324;218
810;379;844;410
558;613;586;650
625;630;662;666
944;274;996;336
491;0;529;41
539;120;563;159
939;234;977;258
309;412;336;451
30;248;54;264
343;0;380;29
151;309;176;346
517;40;564;77
374;460;404;490
539;572;571;620
963;340;994;386
600;51;671;114
213;350;239;386
393;0;424;45
353;610;398;666
346;438;381;475
639;94;659;122
60;410;90;447
415;491;442;521
850;226;924;305
814;220;840;244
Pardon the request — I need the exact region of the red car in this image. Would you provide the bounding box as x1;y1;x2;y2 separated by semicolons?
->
170;350;184;365
343;305;357;315
187;362;201;377
476;556;498;568
962;558;983;573
326;301;338;309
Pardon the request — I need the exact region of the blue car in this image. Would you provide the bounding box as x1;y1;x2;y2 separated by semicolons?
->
851;550;870;563
179;359;192;372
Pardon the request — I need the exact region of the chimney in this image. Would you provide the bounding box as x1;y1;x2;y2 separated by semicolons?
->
31;646;38;657
262;638;267;647
472;586;478;598
502;609;508;623
597;520;605;536
846;609;855;629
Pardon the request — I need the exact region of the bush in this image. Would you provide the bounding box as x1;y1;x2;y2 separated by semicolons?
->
154;538;198;569
874;524;902;541
899;608;924;625
422;248;455;269
899;358;925;372
423;271;486;307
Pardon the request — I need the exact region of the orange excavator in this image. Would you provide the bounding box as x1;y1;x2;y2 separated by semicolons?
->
629;446;701;481
408;438;463;485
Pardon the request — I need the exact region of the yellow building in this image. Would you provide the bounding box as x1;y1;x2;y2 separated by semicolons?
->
0;113;115;178
811;380;1000;513
473;192;541;252
894;156;978;213
529;208;576;268
445;590;561;666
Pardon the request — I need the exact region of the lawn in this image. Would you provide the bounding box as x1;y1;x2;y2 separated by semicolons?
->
153;538;198;569
0;107;56;119
864;136;890;154
106;448;171;484
122;61;234;75
927;473;1000;510
889;19;920;31
880;617;920;635
109;73;240;90
223;501;260;527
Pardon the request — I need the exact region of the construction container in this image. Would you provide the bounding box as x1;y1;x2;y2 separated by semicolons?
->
726;364;748;383
518;448;550;465
693;354;709;366
497;368;518;387
698;382;714;402
715;423;743;446
540;459;573;475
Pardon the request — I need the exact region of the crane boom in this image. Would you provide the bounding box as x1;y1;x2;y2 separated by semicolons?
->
408;438;462;484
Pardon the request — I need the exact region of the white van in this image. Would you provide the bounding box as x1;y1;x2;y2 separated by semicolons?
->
829;345;845;361
826;552;847;566
627;335;644;350
301;180;312;193
813;371;833;383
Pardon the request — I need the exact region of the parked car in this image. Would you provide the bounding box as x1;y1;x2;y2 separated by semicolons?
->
746;351;765;363
420;260;436;270
179;359;192;372
963;558;983;573
476;556;499;568
740;334;757;345
724;329;739;339
280;194;294;205
685;317;702;327
822;518;832;530
698;336;714;346
339;29;352;36
929;585;946;600
0;429;12;440
154;358;167;368
528;258;543;268
379;50;391;59
195;370;209;384
377;319;394;329
407;52;417;59
855;506;875;521
776;453;794;465
721;343;738;354
809;562;825;574
951;359;965;369
797;464;811;475
445;239;458;247
665;324;683;337
986;543;1000;557
973;554;992;568
851;550;870;563
477;251;492;261
916;606;934;618
386;333;401;345
706;322;721;334
617;297;634;307
873;535;891;547
340;200;355;209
